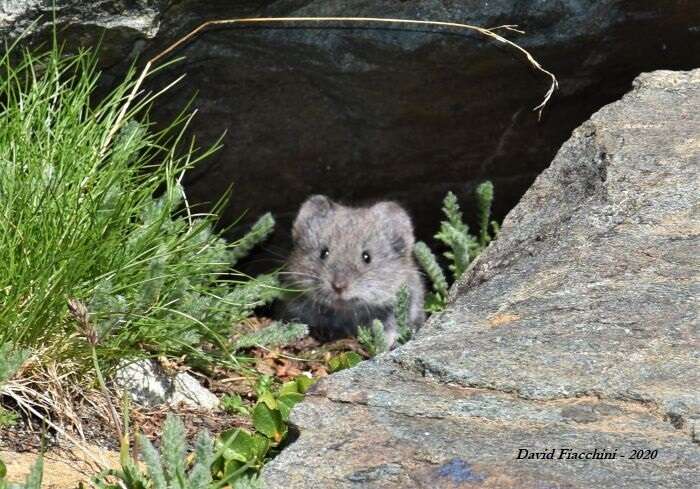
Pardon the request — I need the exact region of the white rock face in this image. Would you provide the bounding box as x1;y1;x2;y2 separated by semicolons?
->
113;359;219;410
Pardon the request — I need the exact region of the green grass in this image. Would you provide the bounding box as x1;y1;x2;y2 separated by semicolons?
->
0;41;280;380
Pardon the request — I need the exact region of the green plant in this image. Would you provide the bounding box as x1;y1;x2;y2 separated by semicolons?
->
230;214;275;266
413;241;449;312
435;191;479;281
212;375;315;481
326;352;363;373
0;344;26;386
221;394;251;417
475;181;499;247
394;284;413;345
0;343;25;428
0;407;18;428
357;320;389;357
0;40;281;384
233;322;308;351
356;285;413;354
415;182;498;312
95;414;220;489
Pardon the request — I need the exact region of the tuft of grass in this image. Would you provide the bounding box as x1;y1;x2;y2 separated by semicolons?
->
0;344;27;385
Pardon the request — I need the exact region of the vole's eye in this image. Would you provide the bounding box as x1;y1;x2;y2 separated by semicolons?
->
320;247;330;260
362;251;371;264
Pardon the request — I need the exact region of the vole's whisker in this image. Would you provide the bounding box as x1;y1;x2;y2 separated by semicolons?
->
279;271;321;280
264;249;290;260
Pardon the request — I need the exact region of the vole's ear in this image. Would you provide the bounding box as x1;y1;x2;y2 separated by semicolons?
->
371;201;415;256
293;195;335;242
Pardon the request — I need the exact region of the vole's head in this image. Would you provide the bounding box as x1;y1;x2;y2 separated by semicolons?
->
288;195;415;309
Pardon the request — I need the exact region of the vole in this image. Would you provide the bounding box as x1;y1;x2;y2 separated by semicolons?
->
283;195;425;347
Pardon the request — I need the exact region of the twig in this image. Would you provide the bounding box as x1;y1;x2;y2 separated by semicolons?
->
151;17;557;117
98;60;152;158
101;16;558;159
68;298;123;442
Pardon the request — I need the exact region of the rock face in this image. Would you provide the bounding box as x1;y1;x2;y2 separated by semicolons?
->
261;69;700;488
2;1;699;250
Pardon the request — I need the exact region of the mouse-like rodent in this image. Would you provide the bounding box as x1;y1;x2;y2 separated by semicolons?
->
283;195;425;347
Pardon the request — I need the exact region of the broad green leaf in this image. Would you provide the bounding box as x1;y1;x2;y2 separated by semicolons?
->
279;380;300;396
258;390;277;410
224;459;245;476
250;433;271;463
328;351;363;373
277;392;304;421
219;428;259;463
295;375;316;394
253;403;285;441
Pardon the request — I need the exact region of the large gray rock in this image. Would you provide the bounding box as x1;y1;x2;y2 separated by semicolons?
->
2;1;699;250
262;70;700;488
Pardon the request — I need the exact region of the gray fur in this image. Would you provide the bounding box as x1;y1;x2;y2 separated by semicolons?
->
284;195;425;347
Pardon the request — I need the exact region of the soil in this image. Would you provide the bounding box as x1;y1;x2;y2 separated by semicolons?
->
1;446;121;489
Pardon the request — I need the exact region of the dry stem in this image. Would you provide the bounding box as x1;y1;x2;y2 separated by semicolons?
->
102;16;558;155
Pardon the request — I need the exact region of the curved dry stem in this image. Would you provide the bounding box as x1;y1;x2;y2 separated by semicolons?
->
103;16;558;153
151;17;557;116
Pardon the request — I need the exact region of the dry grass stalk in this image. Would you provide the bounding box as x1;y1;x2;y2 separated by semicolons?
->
105;16;558;154
1;364;110;471
68;298;124;441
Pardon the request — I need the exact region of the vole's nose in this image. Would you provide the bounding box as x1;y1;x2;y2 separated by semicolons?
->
332;278;348;294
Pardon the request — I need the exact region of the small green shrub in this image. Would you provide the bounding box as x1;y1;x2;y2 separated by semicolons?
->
0;41;281;380
415;182;498;311
212;375;315;482
353;284;416;358
95;415;218;489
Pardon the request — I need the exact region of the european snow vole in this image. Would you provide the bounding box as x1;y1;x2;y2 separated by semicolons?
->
283;195;425;347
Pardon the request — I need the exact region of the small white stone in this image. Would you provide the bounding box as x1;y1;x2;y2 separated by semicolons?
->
113;359;219;409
